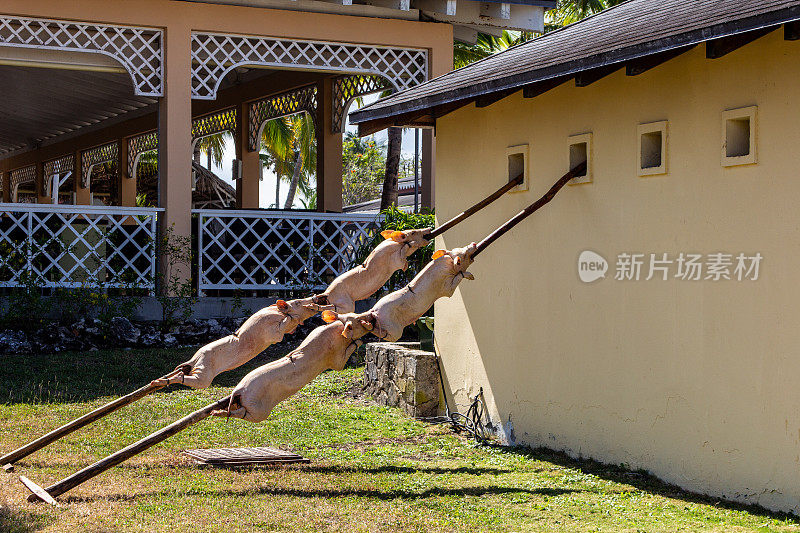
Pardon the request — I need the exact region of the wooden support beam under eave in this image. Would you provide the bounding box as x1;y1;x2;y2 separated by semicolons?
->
522;75;571;98
784;21;800;40
625;45;694;76
706;26;778;59
574;64;621;87
474;88;518;108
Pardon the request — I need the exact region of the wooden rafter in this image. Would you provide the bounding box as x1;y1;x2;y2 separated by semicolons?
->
625;45;695;76
522;75;571;98
706;26;778;59
574;64;621;87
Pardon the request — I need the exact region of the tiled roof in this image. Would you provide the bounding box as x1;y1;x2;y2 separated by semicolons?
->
350;0;800;125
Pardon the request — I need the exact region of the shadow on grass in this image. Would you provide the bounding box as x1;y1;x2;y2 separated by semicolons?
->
64;485;578;504
0;341;303;404
493;444;800;523
299;464;511;476
0;505;52;533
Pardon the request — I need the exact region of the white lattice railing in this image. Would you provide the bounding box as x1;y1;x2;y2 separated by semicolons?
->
194;209;381;294
0;204;162;293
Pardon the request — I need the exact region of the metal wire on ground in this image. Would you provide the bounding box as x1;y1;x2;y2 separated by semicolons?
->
417;334;491;444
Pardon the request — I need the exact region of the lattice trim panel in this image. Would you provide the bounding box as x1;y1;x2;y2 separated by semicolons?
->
192;108;237;146
0;15;163;96
0;204;161;292
128;131;158;178
10;165;36;200
81;142;118;189
191;31;427;100
248;86;317;151
42;155;75;196
332;75;394;133
194;210;380;293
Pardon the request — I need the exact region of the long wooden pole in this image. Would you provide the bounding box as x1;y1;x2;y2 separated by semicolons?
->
25;396;230;503
425;173;523;240
1;369;183;466
471;162;586;259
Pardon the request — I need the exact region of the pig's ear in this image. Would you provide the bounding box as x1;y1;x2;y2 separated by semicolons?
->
359;319;374;331
321;310;338;323
380;230;394;240
432;250;446;260
276;299;289;312
341;322;353;338
454;256;462;267
390;230;405;242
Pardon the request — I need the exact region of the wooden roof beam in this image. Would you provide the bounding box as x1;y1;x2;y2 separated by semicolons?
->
522;75;571;98
706;26;778;59
784;21;800;40
474;88;519;108
574;64;621;87
625;45;695;76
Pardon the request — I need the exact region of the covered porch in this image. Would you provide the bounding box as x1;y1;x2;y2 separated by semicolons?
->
0;0;454;295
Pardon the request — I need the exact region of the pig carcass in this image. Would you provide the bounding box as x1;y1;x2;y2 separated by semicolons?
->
314;228;431;313
155;297;322;389
370;243;477;342
212;311;377;421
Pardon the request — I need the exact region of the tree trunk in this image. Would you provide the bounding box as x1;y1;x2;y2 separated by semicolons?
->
275;172;280;208
283;152;303;209
381;127;402;210
193;145;202;165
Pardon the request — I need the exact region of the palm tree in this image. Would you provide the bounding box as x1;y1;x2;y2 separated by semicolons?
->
549;0;625;26
258;113;317;209
261;117;294;208
194;132;229;168
452;1;624;69
283;113;316;209
380;126;402;210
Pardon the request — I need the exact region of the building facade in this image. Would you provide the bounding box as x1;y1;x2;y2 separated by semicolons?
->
351;0;800;514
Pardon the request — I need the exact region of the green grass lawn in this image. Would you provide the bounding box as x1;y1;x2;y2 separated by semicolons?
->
1;347;799;532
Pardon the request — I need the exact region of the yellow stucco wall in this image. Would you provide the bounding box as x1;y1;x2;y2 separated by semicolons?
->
434;30;800;513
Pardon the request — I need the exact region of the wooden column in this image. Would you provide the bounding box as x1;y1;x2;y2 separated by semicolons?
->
35;162;49;204
74;150;90;205
238;101;261;209
119;138;137;207
1;171;10;203
158;23;193;293
421;130;435;211
315;78;343;213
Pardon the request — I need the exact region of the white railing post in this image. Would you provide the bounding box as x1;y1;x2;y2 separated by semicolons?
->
197;212;205;297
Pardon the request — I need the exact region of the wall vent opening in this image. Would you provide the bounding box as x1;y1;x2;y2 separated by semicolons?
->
722;106;757;166
568;133;592;184
638;121;668;176
725;118;750;157
505;145;529;192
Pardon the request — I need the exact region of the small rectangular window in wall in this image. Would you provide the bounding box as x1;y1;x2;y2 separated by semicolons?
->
722;106;757;166
505;144;529;192
638;121;668;176
568;133;592;185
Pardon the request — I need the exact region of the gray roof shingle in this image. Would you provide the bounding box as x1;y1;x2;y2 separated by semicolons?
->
350;0;800;125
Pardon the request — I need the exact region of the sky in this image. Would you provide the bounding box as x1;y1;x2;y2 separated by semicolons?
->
204;94;421;208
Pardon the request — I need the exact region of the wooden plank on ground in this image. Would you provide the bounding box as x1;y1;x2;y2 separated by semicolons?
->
20;475;59;506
